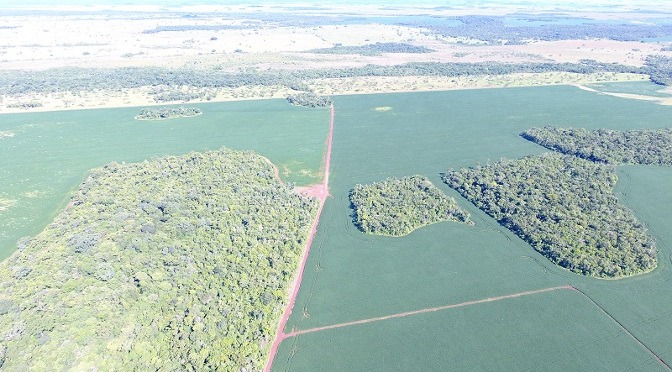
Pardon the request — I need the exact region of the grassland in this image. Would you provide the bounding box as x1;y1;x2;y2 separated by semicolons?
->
0;100;330;260
274;84;672;370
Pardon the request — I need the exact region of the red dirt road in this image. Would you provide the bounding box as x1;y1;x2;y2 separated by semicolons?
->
264;104;334;372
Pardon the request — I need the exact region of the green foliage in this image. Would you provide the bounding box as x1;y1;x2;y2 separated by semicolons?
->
6;101;42;109
0;60;640;96
0;148;318;370
135;107;202;120
443;153;656;278
350;176;471;237
286;92;332;108
307;42;434;56
644;55;672;86
522;127;672;165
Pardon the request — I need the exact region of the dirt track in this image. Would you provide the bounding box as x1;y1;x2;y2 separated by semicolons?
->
264;104;334;372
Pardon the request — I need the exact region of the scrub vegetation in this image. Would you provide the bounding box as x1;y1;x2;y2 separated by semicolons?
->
443;153;657;278
522;127;672;165
286;92;332;108
0;148;318;371
0;60;639;96
307;42;433;56
349;176;471;237
135;107;202;120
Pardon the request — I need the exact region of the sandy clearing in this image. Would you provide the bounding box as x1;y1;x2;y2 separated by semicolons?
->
574;84;672;105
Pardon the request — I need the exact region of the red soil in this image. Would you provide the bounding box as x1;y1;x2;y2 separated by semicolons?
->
264;104;334;372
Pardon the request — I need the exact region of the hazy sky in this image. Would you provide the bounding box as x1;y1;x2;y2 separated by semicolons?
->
0;0;664;7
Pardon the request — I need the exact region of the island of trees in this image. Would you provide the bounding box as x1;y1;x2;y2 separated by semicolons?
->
443;153;657;278
307;42;434;56
0;148;318;370
522;127;672;165
135;106;202;120
286;92;332;108
349;176;471;237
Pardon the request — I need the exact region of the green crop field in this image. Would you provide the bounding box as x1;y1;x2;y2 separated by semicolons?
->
0;101;329;260
274;289;665;371
3;82;672;370
275;84;672;370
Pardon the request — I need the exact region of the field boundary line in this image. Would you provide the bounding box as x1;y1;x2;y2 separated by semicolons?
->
284;285;572;338
264;104;334;372
570;287;672;370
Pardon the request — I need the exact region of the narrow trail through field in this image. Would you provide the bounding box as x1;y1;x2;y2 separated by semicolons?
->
264;104;334;372
570;287;672;371
273;283;670;370
283;286;572;338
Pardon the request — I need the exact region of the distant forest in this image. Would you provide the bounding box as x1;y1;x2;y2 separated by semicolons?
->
0;59;646;97
131;13;672;45
422;15;672;45
307;42;434;56
522;127;672;165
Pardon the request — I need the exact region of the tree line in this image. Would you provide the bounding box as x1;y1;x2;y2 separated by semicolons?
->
522;127;672;165
307;42;433;56
645;55;672;86
0;59;642;96
423;15;672;45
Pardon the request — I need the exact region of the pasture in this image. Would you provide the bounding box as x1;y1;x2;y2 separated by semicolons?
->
274;84;672;369
0;101;329;259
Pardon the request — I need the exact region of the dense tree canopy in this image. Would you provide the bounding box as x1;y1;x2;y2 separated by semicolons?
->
286;92;332;108
644;55;672;86
0;149;318;370
443;153;656;278
522;127;672;165
135;106;202;120
350;176;471;237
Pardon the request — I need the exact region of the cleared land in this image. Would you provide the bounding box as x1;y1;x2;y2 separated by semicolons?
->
273;288;666;371
276;85;672;369
1;3;671;113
